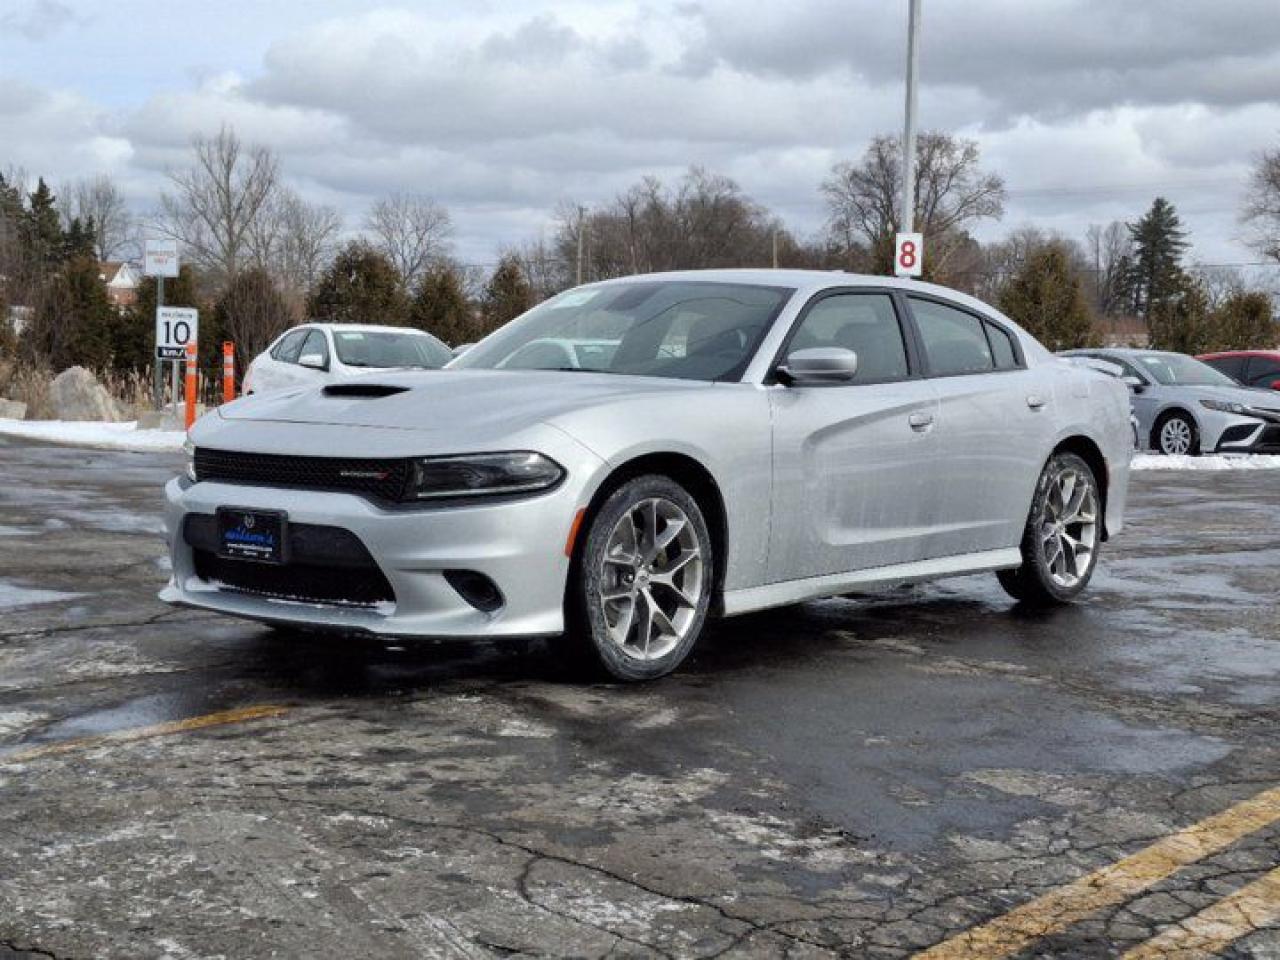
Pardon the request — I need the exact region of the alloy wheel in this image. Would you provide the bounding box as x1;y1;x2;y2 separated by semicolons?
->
598;497;704;661
1159;417;1193;455
1038;467;1099;589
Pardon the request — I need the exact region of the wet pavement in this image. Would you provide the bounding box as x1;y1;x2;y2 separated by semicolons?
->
0;436;1277;959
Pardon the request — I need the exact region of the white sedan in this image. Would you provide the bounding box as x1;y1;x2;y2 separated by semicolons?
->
243;324;453;394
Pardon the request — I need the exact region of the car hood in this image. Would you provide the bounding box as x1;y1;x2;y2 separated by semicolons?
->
1176;384;1280;410
218;369;714;434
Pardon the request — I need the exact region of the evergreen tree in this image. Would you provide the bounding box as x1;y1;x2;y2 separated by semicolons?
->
1209;291;1277;352
23;178;64;270
410;263;475;345
62;216;97;262
22;256;119;370
1148;273;1211;354
308;242;409;325
479;255;531;336
1127;198;1189;321
997;242;1096;350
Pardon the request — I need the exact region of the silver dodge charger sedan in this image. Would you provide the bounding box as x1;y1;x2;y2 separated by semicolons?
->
162;270;1132;680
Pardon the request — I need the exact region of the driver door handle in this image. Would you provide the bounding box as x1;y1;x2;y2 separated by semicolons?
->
908;411;935;431
1026;394;1047;410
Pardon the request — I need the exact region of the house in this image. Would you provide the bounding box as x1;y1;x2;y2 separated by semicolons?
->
99;261;141;308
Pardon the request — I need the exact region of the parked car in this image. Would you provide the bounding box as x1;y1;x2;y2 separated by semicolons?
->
1061;347;1280;455
242;324;453;394
164;271;1132;680
1197;350;1280;392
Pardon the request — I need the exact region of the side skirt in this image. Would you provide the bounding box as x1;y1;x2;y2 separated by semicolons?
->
721;547;1023;617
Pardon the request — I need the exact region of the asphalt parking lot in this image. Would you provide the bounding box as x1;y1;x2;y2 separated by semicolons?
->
1;437;1278;959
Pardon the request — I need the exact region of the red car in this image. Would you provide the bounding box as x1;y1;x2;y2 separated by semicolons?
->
1196;351;1280;391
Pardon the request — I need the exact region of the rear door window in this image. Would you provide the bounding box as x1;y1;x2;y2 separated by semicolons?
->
909;298;995;376
1246;356;1280;387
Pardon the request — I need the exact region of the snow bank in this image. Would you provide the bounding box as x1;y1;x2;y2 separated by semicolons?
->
0;420;185;452
1132;453;1280;471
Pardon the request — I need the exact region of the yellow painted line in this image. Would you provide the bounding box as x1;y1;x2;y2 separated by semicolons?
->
914;784;1280;960
1120;866;1280;960
0;704;290;765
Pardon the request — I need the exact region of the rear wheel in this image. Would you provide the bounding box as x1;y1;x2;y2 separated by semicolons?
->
569;475;713;681
997;452;1101;605
1153;411;1199;456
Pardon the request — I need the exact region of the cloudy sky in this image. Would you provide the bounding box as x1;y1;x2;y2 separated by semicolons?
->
2;0;1278;267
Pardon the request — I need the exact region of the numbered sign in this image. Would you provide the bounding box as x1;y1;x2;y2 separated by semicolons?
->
894;232;923;278
156;306;198;360
144;239;180;278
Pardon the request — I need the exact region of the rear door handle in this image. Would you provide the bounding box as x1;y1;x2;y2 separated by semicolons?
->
908;411;935;430
1026;394;1047;410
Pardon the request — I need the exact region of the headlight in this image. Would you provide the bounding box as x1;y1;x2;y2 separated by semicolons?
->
183;437;197;482
1200;398;1246;415
407;452;563;500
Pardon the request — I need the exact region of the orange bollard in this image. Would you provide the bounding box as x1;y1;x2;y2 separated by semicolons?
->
184;341;198;431
222;342;236;403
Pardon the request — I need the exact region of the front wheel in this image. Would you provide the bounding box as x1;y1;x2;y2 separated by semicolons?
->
569;475;714;681
997;452;1101;605
1154;411;1199;456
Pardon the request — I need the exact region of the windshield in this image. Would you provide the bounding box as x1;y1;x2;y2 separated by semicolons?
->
1134;353;1238;387
332;330;452;369
451;281;794;381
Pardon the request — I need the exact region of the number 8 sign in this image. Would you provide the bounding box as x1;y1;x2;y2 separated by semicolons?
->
894;232;923;278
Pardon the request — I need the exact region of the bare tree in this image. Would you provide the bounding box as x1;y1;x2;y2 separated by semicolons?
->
1242;147;1280;264
1084;221;1133;318
245;188;342;296
59;175;135;260
364;193;452;291
157;125;279;289
822;132;1005;280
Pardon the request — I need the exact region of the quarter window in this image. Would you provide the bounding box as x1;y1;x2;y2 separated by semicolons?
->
272;329;308;363
784;293;909;382
910;298;994;376
985;321;1019;369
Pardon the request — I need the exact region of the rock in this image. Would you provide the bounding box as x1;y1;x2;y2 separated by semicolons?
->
0;398;26;420
50;367;121;422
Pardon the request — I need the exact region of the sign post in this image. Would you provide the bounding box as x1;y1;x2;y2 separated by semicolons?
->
896;0;923;279
144;240;180;409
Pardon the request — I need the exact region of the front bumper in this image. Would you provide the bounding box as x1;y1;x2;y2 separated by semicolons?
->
159;464;598;639
1209;411;1280;454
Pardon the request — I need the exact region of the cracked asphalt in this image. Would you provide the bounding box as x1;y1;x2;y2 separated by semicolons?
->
0;436;1277;959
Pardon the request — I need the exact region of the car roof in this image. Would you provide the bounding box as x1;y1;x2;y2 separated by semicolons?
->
1197;350;1280;359
578;268;1012;321
305;323;437;336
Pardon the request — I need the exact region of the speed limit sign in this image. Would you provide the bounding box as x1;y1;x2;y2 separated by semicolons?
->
156;306;198;359
894;232;923;278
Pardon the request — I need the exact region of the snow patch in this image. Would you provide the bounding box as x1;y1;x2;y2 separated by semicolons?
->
1132;454;1280;471
0;581;83;609
0;420;185;452
0;709;47;737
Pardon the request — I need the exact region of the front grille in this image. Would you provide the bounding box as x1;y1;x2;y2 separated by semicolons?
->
191;549;395;608
195;447;412;502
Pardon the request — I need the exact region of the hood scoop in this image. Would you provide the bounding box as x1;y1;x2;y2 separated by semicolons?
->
323;383;410;398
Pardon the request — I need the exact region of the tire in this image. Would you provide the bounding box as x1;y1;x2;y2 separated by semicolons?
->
996;452;1102;606
1153;411;1200;456
567;475;714;681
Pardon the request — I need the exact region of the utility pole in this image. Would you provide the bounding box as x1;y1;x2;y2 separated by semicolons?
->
899;0;921;237
771;228;779;269
575;205;586;286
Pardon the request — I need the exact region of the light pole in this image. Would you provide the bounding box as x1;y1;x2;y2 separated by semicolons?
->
900;0;921;237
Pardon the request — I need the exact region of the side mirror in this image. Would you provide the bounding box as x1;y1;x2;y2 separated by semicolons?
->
777;347;859;385
1122;375;1145;394
1270;379;1280;391
298;353;328;371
